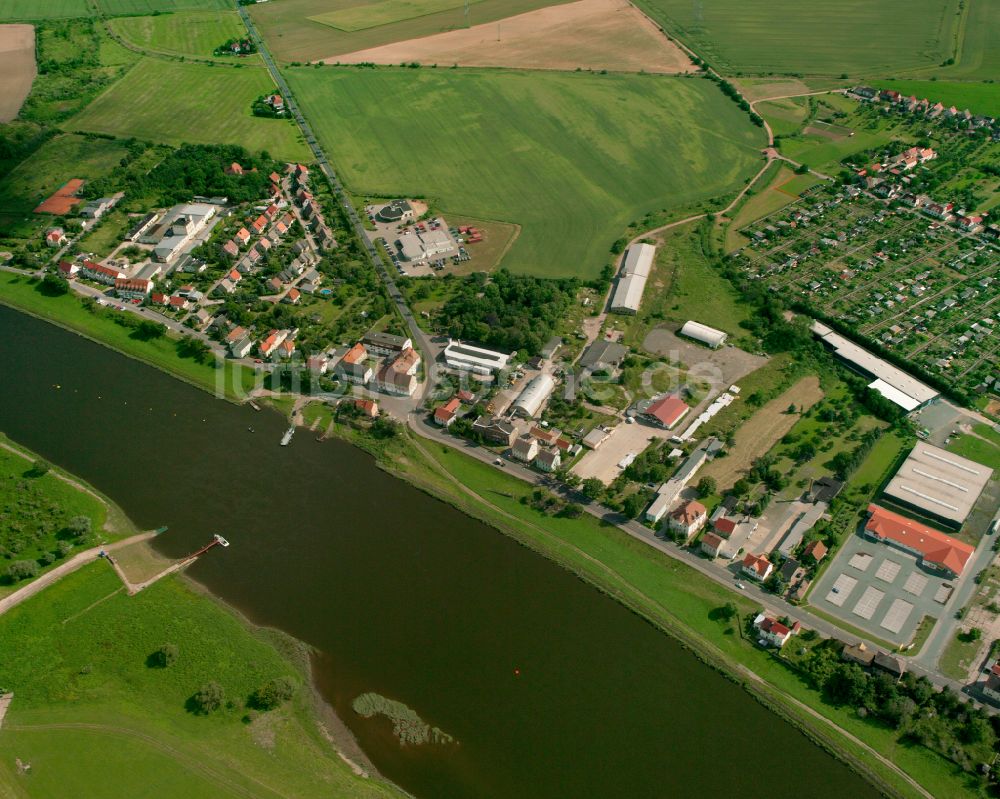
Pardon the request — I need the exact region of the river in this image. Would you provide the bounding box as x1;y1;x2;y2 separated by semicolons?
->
0;306;881;799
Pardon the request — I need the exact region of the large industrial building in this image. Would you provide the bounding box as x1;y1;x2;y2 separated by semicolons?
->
443;340;511;375
511;373;555;419
609;243;655;314
394;225;456;263
812;321;939;411
679;320;728;349
883;441;992;528
143;203;217;263
864;504;975;578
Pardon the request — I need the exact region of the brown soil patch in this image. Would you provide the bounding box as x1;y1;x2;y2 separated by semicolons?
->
329;0;695;74
700;376;824;490
0;24;36;123
803;122;851;141
34;178;85;215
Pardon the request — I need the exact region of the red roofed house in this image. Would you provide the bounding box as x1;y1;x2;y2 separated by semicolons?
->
353;398;379;419
434;397;461;427
266;95;284;112
226;162;244;176
276;338;296;359
269;171;282;184
251;215;268;234
57;260;80;279
802;540;828;563
742;553;773;581
265;203;279;219
753;613;801;648
114;277;153;300
45;228;67;248
701;531;726;559
713;516;738;537
235;227;251;246
282;287;301;305
335;343;372;385
668;500;707;540
150;292;169;305
864;505;974;578
226;326;247;344
643;395;690;429
258;329;288;358
168;295;190;311
222;239;239;259
81;260;125;285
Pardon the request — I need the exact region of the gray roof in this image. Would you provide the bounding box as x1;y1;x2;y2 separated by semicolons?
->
579;340;628;371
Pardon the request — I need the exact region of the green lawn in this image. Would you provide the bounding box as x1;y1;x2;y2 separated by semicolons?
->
309;0;479;31
0;272;257;400
109;10;250;60
288;67;764;279
250;0;570;62
0;134;130;220
634;0;960;76
779;117;911;174
0;565;403;799
947;428;1000;471
878;80;1000;118
0;0;88;19
939;630;982;680
67;59;310;163
387;431;977;799
757;96;810;137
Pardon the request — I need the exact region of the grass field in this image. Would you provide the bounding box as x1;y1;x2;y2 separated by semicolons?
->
0;0;88;19
250;0;573;62
947;425;1000;471
0;134;131;227
912;0;1000;80
288;67;763;279
110;10;249;60
310;0;478;32
0;565;403;799
0;272;256;400
725;164;818;251
939;629;982;681
878;80;1000;118
779;116;910;175
67;59;310;162
97;0;234;14
634;0;961;76
757;96;810;138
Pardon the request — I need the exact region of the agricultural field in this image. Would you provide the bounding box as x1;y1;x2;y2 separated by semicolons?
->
911;0;1000;81
634;0;961;76
333;0;694;75
0;0;88;20
250;0;571;63
0;565;402;799
110;10;250;60
310;0;476;31
0;23;35;123
67;59;310;162
737;187;999;402
288;67;764;279
97;0;234;14
757;97;810;138
877;80;1000;119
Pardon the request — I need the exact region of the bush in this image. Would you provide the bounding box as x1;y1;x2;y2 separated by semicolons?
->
189;682;225;714
249;677;295;711
149;643;178;668
6;560;39;582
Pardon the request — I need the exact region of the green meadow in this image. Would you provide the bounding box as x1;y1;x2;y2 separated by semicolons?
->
0;0;88;19
250;0;570;62
0;565;403;799
110;10;250;60
634;0;960;76
878;80;1000;118
97;0;234;14
67;59;310;162
288;67;764;279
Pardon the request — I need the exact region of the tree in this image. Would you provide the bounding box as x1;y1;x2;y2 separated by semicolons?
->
40;273;69;296
718;602;737;622
30;459;51;477
581;478;604;502
67;515;92;538
250;677;294;711
732;479;750;497
6;560;38;582
190;682;225;714
824;663;872;707
133;319;166;341
150;643;178;668
177;335;210;364
696;476;717;498
959;627;983;643
622;494;643;519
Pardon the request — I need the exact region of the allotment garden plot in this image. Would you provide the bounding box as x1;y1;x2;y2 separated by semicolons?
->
736;188;998;401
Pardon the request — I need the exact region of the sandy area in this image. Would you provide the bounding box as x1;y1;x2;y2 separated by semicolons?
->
0;24;36;123
328;0;694;74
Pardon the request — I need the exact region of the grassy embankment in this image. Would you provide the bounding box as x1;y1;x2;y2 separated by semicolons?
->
634;0;960;76
0;433;135;598
287;66;765;280
67;59;311;163
366;426;976;799
0;564;404;799
0;272;257;401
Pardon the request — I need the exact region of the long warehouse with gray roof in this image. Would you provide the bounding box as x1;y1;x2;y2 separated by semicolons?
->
609;243;655;314
883;441;992;528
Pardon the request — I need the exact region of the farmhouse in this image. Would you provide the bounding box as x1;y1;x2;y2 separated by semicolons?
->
811;321;938;411
863;505;974;578
882;441;992;529
609;243;655;314
511;373;555;419
679;320;727;349
443;340;510;375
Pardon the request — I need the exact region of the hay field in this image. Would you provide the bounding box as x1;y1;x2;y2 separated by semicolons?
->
67;59;310;162
110;10;248;59
250;0;571;62
289;67;763;279
310;0;477;32
635;0;961;75
0;0;87;20
699;376;824;490
333;0;694;74
0;23;35;122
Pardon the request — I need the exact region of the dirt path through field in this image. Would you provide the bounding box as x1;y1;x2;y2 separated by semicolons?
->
0;24;36;123
700;375;824;489
329;0;694;74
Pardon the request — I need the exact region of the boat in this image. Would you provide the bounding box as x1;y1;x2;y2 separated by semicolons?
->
248;426;255;433
213;534;230;548
280;426;295;446
154;525;168;534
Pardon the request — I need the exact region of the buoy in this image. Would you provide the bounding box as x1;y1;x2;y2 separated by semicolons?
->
514;668;521;677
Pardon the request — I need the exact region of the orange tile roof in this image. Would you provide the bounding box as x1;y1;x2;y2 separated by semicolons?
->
865;505;973;576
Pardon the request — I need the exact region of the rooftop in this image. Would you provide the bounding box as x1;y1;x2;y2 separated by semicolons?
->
865;504;974;576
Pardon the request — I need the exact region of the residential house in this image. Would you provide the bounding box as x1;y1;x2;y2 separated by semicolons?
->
353;399;379;419
472;416;517;447
282;287;301;305
535;449;561;473
667;500;707;540
982;664;1000;703
250;215;268;234
372;363;416;397
741;553;773;581
57;260;80;279
306;354;330;374
335;343;372;385
275;338;296;359
81;260;125;285
114;277;152;300
700;532;726;559
45;228;66;248
235;228;251;246
362;331;412;358
434;397;461;427
512;435;539;462
753;613;801;648
802;540;828;563
258;329;289;358
222;239;239;259
225;162;244;176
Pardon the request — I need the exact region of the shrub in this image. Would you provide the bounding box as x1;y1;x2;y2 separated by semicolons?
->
249;677;295;711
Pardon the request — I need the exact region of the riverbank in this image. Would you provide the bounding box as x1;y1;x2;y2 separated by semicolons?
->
328;418;973;799
0;271;255;401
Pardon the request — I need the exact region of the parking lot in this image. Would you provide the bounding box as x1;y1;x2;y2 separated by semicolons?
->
810;530;955;645
364;204;472;278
